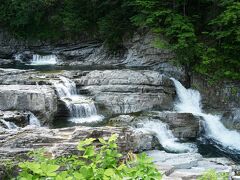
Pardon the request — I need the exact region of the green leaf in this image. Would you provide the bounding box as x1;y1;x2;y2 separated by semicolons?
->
104;168;115;177
73;172;85;179
108;134;118;142
99;138;107;144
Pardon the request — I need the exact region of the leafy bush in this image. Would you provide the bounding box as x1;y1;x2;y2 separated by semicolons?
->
14;134;162;179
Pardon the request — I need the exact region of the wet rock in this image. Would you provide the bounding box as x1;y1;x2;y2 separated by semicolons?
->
0;110;30;127
0;85;57;124
77;70;175;116
109;111;200;139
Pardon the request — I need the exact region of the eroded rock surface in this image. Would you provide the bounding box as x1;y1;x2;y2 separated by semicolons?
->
57;32;183;78
77;70;175;116
0;85;57;124
0;126;153;160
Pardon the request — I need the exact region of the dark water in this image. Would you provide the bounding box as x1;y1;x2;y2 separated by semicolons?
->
0;61;146;72
198;136;240;163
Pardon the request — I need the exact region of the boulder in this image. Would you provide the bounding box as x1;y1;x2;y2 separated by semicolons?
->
0;85;57;124
77;70;175;116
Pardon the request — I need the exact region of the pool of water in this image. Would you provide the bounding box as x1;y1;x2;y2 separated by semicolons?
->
0;61;147;72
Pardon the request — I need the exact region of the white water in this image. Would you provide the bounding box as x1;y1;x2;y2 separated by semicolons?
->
137;121;196;153
53;76;103;123
14;54;22;61
171;78;240;151
30;54;58;65
0;119;18;129
29;112;41;127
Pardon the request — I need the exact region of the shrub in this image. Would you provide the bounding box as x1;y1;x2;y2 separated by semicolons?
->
14;134;162;179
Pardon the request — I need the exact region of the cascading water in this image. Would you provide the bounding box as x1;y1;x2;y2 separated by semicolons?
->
52;76;104;123
136;121;197;153
30;54;58;65
171;78;240;152
29;112;41;127
0;119;18;129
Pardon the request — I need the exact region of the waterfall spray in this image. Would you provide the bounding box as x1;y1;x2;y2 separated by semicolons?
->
29;112;41;127
30;54;58;65
52;76;104;123
171;78;240;152
0;119;18;129
136;121;197;153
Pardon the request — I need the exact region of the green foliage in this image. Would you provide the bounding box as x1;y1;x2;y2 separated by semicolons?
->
130;0;240;81
0;0;135;49
198;169;229;180
197;1;240;80
0;0;239;80
14;134;162;180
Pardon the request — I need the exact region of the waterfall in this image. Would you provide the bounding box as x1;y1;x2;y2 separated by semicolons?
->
52;76;104;123
171;78;240;152
29;112;41;127
30;54;58;65
0;119;18;129
136;121;196;153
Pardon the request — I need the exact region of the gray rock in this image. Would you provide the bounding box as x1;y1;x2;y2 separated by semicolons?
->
191;74;240;111
77;70;175;115
221;108;240;130
146;150;234;179
58;32;184;79
146;150;202;169
109;111;200;139
123;32;183;78
0;85;57;124
0;110;30;127
0;126;153;159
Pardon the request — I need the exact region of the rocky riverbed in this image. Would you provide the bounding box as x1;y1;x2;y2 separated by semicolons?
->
1;30;240;179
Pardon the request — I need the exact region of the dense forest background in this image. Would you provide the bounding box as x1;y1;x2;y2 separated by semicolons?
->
0;0;239;81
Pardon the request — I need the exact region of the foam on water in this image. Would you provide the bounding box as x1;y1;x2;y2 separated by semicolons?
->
171;78;240;151
29;112;41;127
52;76;103;123
0;119;18;129
30;54;58;65
137;121;197;153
